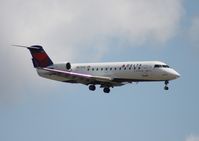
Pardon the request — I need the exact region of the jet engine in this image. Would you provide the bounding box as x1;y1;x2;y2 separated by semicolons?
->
66;62;71;70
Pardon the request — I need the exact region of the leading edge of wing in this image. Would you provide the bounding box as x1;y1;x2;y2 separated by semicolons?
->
42;68;112;82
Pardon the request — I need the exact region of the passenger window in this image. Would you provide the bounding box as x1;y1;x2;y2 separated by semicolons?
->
92;68;94;71
96;68;99;71
105;68;108;71
101;68;103;71
115;68;117;70
110;68;112;71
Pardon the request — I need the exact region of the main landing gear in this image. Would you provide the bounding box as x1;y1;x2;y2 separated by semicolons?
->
164;80;169;90
103;87;110;93
88;85;111;93
89;85;96;91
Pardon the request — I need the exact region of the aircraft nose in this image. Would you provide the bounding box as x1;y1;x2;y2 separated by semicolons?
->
171;69;180;79
175;71;180;78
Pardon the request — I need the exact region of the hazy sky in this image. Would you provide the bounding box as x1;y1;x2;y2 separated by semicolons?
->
0;0;199;141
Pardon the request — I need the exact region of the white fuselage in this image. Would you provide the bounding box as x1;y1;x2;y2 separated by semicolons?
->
37;61;180;84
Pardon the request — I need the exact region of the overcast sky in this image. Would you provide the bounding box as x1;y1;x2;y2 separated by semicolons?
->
0;0;199;141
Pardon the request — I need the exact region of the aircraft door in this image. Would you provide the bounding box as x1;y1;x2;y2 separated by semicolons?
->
142;65;152;79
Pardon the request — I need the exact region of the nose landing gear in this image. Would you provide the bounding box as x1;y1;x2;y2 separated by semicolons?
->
164;80;169;90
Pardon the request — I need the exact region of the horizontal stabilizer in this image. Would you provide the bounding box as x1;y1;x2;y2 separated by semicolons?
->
12;45;41;50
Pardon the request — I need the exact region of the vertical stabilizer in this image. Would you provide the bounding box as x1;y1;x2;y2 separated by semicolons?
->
27;45;53;68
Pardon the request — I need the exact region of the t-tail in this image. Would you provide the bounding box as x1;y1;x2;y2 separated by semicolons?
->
14;45;53;68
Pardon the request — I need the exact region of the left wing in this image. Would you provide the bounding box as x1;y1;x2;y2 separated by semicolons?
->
42;68;113;84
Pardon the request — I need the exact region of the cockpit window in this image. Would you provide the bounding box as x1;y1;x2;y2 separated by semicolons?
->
154;64;170;68
162;65;169;68
154;64;161;68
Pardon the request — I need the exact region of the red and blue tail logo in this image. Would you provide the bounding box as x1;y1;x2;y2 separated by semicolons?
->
28;45;53;68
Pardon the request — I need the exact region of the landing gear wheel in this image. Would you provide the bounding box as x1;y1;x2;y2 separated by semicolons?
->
103;87;110;93
164;81;169;90
165;80;169;85
164;86;169;90
89;85;96;91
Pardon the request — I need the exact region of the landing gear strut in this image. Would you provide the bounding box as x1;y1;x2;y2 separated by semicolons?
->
103;87;110;93
164;80;169;90
89;85;96;91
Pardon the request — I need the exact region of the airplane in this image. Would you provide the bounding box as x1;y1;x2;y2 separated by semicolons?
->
15;45;180;93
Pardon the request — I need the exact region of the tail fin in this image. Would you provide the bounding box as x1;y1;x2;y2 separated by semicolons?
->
15;45;53;68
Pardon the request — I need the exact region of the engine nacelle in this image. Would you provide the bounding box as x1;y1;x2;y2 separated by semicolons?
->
66;62;71;70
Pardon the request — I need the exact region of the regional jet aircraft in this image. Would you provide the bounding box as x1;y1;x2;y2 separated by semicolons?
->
16;45;180;93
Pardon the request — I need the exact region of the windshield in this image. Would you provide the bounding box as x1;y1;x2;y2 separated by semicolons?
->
154;64;169;68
